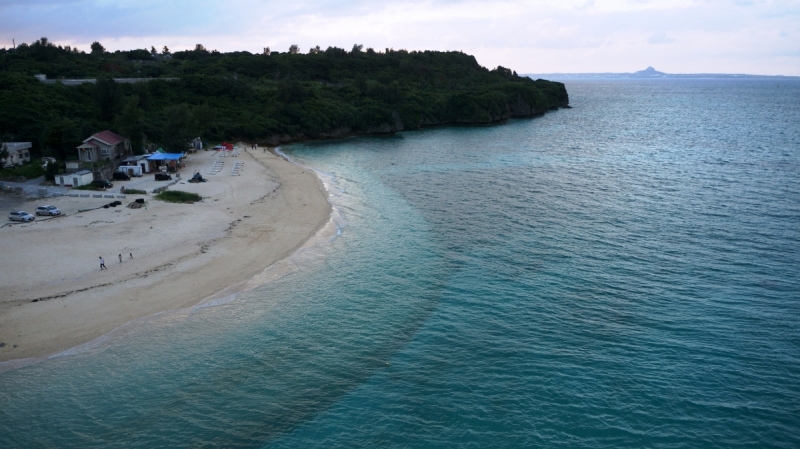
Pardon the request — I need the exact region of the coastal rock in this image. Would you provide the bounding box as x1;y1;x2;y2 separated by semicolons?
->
319;127;352;139
366;112;405;134
265;134;294;146
392;110;405;132
261;93;567;144
367;123;393;134
509;94;533;117
419;116;441;127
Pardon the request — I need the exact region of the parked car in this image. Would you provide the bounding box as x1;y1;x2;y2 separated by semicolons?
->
112;171;131;181
9;211;35;222
155;173;172;181
35;205;61;216
91;179;114;189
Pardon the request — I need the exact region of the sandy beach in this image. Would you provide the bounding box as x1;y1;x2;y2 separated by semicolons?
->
0;146;331;362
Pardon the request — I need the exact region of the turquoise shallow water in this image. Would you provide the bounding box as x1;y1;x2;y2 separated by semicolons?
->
1;79;800;447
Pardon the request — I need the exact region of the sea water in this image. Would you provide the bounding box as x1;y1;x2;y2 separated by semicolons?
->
1;79;799;447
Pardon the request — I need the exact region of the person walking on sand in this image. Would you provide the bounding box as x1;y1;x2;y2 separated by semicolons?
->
130;252;133;259
119;254;122;263
99;257;106;270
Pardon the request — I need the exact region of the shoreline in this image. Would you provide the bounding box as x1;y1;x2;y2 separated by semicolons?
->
254;107;569;147
0;145;332;364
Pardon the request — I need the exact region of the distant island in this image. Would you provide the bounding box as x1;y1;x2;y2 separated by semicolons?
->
0;39;569;161
526;66;800;80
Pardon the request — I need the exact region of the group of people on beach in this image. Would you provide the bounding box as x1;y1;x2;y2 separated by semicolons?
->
99;253;133;270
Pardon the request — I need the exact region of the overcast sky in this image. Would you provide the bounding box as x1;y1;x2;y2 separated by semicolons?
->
1;0;798;75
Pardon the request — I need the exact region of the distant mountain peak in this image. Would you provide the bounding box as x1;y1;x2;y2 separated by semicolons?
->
633;66;666;77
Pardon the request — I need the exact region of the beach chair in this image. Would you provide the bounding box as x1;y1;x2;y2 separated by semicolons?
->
209;159;224;175
231;162;244;176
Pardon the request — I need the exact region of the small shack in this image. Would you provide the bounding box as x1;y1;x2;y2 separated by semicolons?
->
189;137;203;153
119;155;151;175
147;152;185;173
56;170;94;187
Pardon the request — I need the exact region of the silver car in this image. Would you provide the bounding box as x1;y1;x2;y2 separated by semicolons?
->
8;211;35;222
36;205;61;216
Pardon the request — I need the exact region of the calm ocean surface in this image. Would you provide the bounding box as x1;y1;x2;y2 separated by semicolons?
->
1;79;799;447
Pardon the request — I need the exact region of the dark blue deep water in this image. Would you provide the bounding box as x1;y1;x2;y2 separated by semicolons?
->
2;79;799;447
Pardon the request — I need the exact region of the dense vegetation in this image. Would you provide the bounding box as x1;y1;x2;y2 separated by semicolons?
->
155;190;202;203
0;38;568;161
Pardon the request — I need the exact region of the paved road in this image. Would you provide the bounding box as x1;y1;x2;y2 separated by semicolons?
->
0;177;70;198
117;173;181;193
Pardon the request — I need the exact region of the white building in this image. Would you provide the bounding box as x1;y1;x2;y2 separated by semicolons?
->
55;170;94;187
119;155;151;174
1;142;32;168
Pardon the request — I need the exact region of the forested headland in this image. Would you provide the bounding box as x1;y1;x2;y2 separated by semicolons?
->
0;39;569;160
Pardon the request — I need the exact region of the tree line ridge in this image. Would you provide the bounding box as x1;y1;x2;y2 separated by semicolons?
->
0;38;569;158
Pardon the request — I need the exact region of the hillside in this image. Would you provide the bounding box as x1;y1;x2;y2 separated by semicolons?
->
0;39;569;159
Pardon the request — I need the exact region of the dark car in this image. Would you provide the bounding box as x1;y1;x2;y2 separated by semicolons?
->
91;179;114;189
155;173;172;181
112;171;131;181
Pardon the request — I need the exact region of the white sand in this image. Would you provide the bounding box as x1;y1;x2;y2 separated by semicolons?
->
0;146;331;362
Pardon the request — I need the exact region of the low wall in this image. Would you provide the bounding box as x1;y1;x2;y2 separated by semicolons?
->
40;78;178;86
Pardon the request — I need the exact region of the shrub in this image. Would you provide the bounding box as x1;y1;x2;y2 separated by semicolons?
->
44;161;60;181
154;190;201;203
0;160;46;181
71;184;99;190
123;188;147;195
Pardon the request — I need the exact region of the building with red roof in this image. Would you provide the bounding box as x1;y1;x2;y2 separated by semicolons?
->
76;130;131;162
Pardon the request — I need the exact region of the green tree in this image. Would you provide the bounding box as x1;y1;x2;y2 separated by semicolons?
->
44;159;60;181
44;117;80;161
116;95;145;155
90;41;105;55
354;74;367;94
161;103;195;152
192;102;215;138
93;76;122;122
0;42;568;148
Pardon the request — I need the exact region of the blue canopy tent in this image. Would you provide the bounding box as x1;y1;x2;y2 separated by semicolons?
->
146;153;184;161
147;152;185;173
